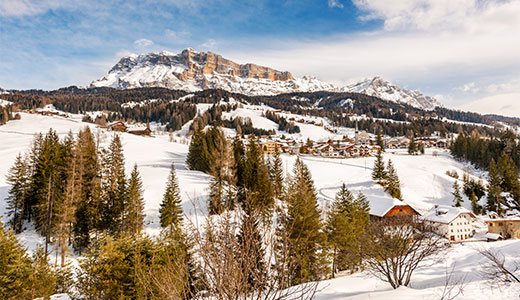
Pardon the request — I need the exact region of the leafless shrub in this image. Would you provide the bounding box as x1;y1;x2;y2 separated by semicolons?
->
438;264;466;300
479;248;520;286
362;216;447;289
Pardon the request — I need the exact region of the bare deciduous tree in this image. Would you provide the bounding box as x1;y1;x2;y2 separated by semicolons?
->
479;248;520;286
438;264;466;300
362;217;446;289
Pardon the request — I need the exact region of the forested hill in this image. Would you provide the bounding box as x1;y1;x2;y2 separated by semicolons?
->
2;86;518;137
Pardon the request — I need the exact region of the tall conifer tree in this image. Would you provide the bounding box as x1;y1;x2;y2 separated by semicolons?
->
384;160;402;199
125;164;145;236
279;157;326;285
5;153;31;233
159;163;184;234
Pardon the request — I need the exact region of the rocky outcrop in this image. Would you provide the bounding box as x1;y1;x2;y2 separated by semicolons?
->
90;48;331;96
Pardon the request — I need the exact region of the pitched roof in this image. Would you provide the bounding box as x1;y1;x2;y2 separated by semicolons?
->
421;205;475;224
369;196;417;217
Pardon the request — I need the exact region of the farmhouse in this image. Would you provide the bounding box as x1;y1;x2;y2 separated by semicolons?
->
108;121;128;132
368;196;420;222
128;127;152;136
485;213;520;239
421;205;475;242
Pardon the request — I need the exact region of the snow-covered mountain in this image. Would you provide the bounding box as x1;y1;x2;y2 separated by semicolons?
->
342;76;442;110
90;49;441;110
90;48;335;95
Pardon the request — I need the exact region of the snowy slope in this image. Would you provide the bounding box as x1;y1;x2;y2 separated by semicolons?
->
314;239;520;299
0;113;211;243
2;112;517;299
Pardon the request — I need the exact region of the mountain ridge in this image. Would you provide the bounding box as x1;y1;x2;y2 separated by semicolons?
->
91;48;441;110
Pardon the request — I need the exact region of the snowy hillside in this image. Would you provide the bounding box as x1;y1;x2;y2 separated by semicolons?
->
342;76;442;110
1;112;518;299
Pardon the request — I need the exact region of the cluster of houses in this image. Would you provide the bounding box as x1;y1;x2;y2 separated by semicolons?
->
364;198;519;243
257;130;449;158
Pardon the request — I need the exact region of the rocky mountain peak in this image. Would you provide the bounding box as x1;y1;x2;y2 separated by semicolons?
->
342;76;442;110
90;50;441;110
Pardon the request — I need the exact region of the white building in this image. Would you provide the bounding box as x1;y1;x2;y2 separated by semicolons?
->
421;205;475;242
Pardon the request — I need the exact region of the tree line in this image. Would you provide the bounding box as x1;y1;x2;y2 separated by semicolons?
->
4;86;513;139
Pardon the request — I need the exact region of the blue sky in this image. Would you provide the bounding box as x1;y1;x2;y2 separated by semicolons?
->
1;0;520;116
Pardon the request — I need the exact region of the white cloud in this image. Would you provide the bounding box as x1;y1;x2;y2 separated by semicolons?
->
457;82;479;93
165;29;191;42
458;92;520;118
220;0;520;116
0;0;73;17
134;38;154;48
200;38;217;49
352;0;520;33
328;0;344;9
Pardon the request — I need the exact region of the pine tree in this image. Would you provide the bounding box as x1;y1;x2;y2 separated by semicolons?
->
325;185;369;276
242;135;274;215
101;134;127;235
54;132;77;266
385;160;402;199
29;246;57;299
452;181;463;207
125;164;145;236
408;136;417;155
207;129;231;214
187;128;210;172
25;133;44;222
73;127;101;252
372;149;387;185
270;148;285;198
497;152;520;205
470;191;479;214
159;163;184;234
32;129;67;255
280;157;327;285
376;131;385;152
0;220;33;299
232;136;246;200
5;153;30;233
487;158;503;214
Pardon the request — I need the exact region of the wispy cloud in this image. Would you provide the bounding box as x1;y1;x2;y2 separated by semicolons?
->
328;0;344;9
200;38;217;50
134;38;154;48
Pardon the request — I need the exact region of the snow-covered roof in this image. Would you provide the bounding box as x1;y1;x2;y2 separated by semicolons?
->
369;196;416;218
485;233;503;240
35;104;59;113
421;205;475;224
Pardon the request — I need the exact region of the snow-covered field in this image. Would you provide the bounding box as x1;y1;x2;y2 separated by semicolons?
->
0;112;518;299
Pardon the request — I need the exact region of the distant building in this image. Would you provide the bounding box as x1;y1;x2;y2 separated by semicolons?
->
421;205;475;242
261;140;280;154
108;121;128;132
368;197;420;222
128;127;152;136
485;213;520;239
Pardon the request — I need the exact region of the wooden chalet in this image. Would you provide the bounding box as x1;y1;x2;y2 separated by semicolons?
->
108;121;128;132
128;127;152;136
368;196;420;223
